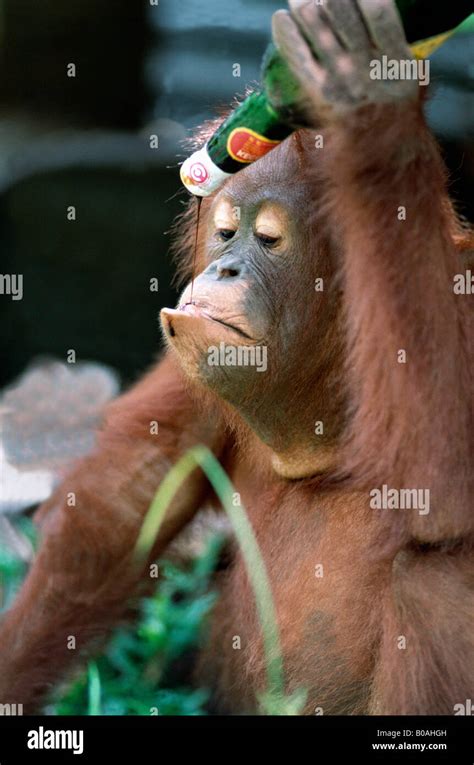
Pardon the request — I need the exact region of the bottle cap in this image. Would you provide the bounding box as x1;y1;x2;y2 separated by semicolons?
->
180;147;232;197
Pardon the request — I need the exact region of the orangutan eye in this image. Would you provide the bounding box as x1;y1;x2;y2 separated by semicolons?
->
218;229;236;242
256;233;280;246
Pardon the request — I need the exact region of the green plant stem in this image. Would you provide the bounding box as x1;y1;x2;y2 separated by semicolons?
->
87;662;101;715
132;445;285;703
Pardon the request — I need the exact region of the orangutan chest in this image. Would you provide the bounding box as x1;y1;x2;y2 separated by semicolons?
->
197;492;384;714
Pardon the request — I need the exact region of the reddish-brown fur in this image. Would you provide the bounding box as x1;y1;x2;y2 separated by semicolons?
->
0;94;472;714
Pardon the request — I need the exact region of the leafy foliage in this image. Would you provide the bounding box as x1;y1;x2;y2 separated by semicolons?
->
50;534;224;715
0;516;223;716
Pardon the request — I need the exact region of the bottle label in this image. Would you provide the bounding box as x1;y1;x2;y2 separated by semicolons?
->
182;158;210;187
180;147;232;197
227;127;281;164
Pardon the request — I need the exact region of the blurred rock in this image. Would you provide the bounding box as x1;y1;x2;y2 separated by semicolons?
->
0;359;119;513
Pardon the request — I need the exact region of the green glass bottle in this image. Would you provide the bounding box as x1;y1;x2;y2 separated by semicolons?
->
180;1;472;196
